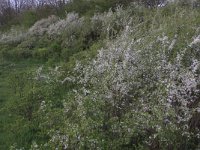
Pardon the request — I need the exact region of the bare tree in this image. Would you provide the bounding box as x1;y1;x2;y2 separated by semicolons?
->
23;0;37;9
0;0;11;13
13;0;25;12
45;0;66;7
36;0;49;7
0;0;15;25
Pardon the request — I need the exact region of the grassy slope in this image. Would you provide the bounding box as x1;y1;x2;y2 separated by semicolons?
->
0;4;200;149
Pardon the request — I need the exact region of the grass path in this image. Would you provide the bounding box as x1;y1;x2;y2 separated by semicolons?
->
0;60;42;149
0;61;15;149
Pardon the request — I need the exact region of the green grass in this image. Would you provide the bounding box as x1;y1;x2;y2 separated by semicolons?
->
0;60;43;149
0;62;13;149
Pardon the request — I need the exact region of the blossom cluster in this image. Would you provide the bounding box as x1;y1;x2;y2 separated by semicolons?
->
47;13;84;37
0;27;27;44
28;15;59;36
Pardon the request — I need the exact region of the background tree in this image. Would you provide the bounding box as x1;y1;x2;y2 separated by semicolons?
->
0;0;15;26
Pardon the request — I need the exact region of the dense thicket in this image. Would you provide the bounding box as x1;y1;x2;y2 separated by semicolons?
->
0;0;200;149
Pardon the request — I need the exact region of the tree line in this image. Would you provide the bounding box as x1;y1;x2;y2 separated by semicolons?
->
0;0;68;27
0;0;199;30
